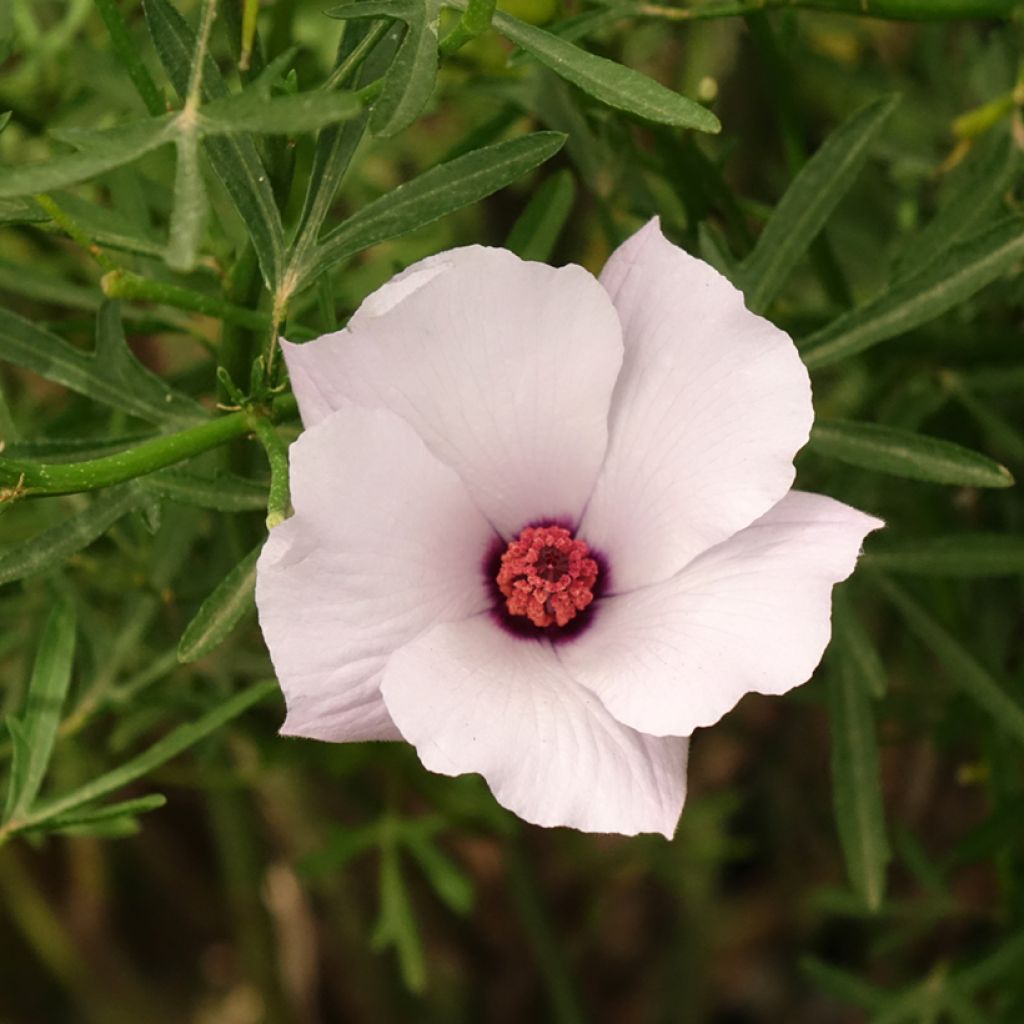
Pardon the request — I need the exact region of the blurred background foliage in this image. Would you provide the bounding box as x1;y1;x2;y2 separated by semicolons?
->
1;0;1024;1021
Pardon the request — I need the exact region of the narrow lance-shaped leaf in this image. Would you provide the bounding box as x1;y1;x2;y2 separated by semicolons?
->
402;826;474;914
0;485;143;588
290;21;389;257
333;0;442;138
372;833;428;993
874;575;1024;747
801;217;1024;369
304;131;566;286
0;115;176;199
143;0;285;287
167;132;208;272
505;169;576;262
739;95;898;313
8;679;277;833
458;2;719;133
832;588;886;699
896;130;1017;280
0;304;205;427
25;794;168;835
178;545;260;662
863;533;1024;577
808;419;1014;488
374;9;440;138
827;649;890;912
142;469;268;512
198;89;363;134
2;596;77;822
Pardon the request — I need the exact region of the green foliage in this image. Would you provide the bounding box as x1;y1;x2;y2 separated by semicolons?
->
1;1;1023;1020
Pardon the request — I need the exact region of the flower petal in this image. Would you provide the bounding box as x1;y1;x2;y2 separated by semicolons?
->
381;616;688;837
579;219;814;593
255;402;496;742
282;246;624;537
561;491;882;737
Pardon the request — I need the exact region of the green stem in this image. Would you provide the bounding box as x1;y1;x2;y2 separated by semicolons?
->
101;268;269;331
610;0;1015;20
92;0;166;116
249;416;292;528
185;0;220;115
34;195;119;274
440;0;497;54
218;244;264;403
0;396;298;498
322;20;391;93
240;0;260;71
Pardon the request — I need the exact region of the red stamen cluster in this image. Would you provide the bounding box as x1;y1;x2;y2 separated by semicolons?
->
496;525;599;628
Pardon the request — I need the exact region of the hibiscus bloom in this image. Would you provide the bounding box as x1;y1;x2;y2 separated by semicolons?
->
255;219;881;838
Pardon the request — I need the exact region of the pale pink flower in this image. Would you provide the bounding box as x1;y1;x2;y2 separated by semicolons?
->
255;219;882;837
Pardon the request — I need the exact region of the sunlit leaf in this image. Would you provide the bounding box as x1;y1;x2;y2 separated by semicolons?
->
476;5;720;132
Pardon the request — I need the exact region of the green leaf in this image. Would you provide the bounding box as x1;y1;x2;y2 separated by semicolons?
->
0;197;48;224
177;545;260;662
808;419;1014;488
0;115;176;199
505;169;576;262
199;88;363;135
863;533;1024;577
2;596;77;823
478;6;719;133
9;680;277;833
142;469;268;511
371;0;442;137
800;957;889;1014
739;95;898;313
0;485;143;587
144;0;285;287
832;589;886;698
827;651;890;912
290;22;399;263
875;576;1024;746
802;217;1024;369
305;131;565;285
372;835;427;993
167;133;208;272
403;827;474;915
1;434;155;463
47;191;164;258
27;794;167;833
896;131;1018;280
0;303;206;427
